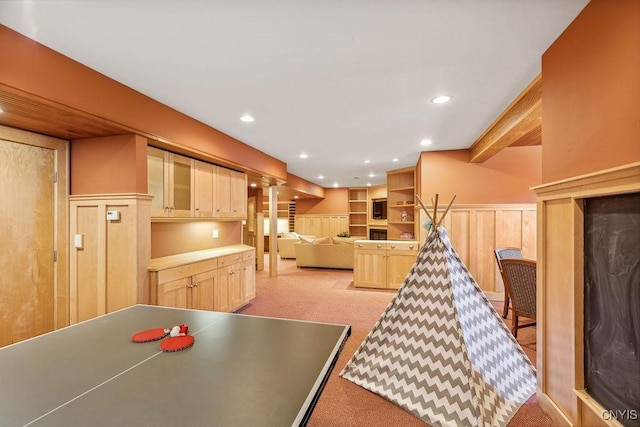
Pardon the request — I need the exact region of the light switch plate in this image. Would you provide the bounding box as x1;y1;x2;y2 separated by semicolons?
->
74;234;83;249
106;210;120;221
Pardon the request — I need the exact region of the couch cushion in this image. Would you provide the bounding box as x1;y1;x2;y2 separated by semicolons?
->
311;236;332;244
332;237;356;245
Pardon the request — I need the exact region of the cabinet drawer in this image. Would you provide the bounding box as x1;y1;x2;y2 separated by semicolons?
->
355;241;386;250
218;253;243;267
243;249;255;261
156;258;219;284
386;241;419;252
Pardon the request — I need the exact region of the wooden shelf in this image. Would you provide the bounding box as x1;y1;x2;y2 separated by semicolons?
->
386;167;417;240
348;188;369;238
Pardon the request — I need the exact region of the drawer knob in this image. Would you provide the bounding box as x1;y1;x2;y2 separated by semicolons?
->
390;244;396;249
376;244;382;248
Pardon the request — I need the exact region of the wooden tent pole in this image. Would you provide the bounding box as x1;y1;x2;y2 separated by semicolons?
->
415;195;434;223
435;195;457;229
432;194;439;226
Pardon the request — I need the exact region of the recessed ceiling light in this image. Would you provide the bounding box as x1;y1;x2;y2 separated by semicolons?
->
431;95;451;104
421;139;433;146
392;158;399;162
364;160;370;164
240;114;255;122
367;183;372;187
333;182;339;188
250;183;257;187
368;173;375;178
294;195;299;199
318;175;324;180
299;153;308;159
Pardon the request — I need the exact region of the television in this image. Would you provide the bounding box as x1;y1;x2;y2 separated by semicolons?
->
372;199;387;219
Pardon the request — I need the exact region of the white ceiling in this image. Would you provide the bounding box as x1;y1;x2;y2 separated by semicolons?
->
0;0;588;189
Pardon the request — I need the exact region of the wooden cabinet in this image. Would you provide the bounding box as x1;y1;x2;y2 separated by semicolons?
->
387;167;417;240
147;147;194;218
148;147;247;220
69;194;152;325
215;166;247;219
354;240;419;289
150;246;255;313
218;253;244;312
353;241;387;289
348;188;368;238
194;160;216;218
386;241;419;289
242;250;256;302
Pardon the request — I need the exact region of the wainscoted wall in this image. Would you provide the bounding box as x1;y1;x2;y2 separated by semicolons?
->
417;204;536;300
294;214;349;239
69;194;151;324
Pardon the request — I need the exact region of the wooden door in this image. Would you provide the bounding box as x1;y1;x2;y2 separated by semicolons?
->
214;267;231;312
0;139;55;346
228;261;243;311
147;147;169;217
386;251;418;289
194;160;216;218
191;270;216;311
156;277;190;309
229;170;247;218
354;248;386;289
169;153;194;217
242;257;256;303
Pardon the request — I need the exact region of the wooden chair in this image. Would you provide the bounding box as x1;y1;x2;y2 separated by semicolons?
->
500;258;537;338
494;247;523;318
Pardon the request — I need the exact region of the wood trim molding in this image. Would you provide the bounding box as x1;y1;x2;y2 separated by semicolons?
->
469;74;542;163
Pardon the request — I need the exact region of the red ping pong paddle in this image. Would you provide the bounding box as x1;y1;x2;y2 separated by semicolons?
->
160;335;195;352
131;328;169;343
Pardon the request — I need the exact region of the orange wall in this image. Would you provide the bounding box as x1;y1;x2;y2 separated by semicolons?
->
71;134;148;194
418;147;541;204
541;0;640;183
295;188;349;214
0;25;287;182
150;221;241;258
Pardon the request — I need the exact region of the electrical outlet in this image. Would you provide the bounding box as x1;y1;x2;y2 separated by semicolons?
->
74;234;84;249
212;229;219;238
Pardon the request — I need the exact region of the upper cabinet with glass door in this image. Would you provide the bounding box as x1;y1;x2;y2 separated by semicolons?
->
147;146;194;218
147;146;247;220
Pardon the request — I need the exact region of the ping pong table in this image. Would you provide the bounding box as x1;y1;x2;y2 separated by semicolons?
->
0;305;351;426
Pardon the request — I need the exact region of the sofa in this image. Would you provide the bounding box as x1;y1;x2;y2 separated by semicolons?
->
294;236;356;270
276;233;315;259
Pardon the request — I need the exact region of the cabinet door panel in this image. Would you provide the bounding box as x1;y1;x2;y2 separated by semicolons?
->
170;154;193;217
147;147;168;217
192;270;216;311
228;263;243;311
157;277;190;308
387;251;417;289
354;250;386;288
194;160;215;218
215;268;231;312
242;258;256;303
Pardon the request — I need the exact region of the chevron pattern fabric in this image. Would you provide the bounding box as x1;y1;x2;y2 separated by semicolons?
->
340;227;536;427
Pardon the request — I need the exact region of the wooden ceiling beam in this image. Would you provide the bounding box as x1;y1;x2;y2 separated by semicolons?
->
469;74;541;163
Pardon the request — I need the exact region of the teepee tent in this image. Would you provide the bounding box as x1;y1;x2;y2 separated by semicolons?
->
340;196;536;427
